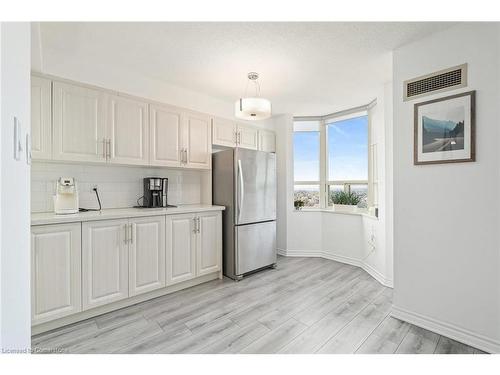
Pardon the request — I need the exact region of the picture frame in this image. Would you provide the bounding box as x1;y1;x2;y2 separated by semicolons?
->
414;91;475;165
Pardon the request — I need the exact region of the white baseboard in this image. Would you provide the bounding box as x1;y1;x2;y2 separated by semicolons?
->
391;305;500;354
279;249;393;288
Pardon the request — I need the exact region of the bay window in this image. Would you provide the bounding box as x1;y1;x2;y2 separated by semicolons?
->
293;105;374;210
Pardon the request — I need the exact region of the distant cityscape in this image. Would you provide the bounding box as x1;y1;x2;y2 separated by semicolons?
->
294;185;368;208
294;189;320;207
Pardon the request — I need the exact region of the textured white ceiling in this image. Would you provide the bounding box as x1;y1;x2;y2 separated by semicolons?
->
36;22;456;116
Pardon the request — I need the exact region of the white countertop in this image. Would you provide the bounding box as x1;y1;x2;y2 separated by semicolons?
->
31;205;226;226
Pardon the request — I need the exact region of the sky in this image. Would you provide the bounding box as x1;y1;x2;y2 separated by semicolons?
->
294;116;368;182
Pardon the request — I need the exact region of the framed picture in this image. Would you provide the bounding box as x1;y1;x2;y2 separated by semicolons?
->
414;91;475;165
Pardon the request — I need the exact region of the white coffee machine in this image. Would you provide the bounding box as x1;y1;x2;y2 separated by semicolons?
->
54;177;79;214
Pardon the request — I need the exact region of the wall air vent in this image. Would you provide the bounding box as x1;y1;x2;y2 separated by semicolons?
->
403;63;467;101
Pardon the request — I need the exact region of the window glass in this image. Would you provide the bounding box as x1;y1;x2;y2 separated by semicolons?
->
293;185;320;208
327;184;344;206
327;116;368;181
293;131;320;181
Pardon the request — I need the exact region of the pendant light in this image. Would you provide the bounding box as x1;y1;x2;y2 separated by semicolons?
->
234;72;272;120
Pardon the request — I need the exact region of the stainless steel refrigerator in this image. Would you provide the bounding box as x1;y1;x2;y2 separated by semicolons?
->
212;148;277;280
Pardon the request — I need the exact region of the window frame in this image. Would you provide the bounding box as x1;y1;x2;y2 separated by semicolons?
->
293;102;376;210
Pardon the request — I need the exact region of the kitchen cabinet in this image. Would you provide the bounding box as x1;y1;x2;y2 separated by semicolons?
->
212;118;237;147
52;81;108;163
108;95;149;166
31;223;81;325
149;103;183;167
129;216;166;296
82;219;129;310
212;118;265;151
183;111;212;169
237;124;259;150
196;211;222;276
258;129;276;153
166;212;222;284
31;208;223;331
31;75;52;160
166;213;196;285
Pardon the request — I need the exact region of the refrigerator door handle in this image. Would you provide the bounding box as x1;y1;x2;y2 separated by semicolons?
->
237;159;244;223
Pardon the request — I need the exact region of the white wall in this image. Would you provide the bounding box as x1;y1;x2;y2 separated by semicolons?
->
0;22;31;351
275;85;393;287
31;162;203;212
392;23;500;353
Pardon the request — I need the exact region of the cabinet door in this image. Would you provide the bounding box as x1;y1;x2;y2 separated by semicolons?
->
166;214;196;285
129;216;166;296
212;118;236;147
82;219;129;310
237;124;259;150
150;103;182;167
52;81;107;162
108;95;149;165
31;76;52;160
196;212;222;276
258;130;276;153
183;112;211;169
31;223;81;325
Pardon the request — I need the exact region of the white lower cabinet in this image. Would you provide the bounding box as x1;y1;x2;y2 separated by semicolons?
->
82;219;129;310
129;216;166;296
31;210;222;328
31;223;82;325
197;211;222;276
166;212;222;285
166;213;197;285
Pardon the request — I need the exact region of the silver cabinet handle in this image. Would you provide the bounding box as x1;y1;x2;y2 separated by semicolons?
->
184;149;188;164
107;139;112;160
237;131;241;145
124;224;128;244
102;138;107;159
129;223;134;244
197;217;201;233
193;217;197;233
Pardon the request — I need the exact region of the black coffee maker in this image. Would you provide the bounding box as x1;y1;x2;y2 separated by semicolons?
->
139;177;175;208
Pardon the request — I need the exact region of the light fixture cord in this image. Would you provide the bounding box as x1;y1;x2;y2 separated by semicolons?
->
243;76;261;98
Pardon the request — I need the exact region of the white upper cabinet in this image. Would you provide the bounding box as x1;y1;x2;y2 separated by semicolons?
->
166;213;196;285
108;95;149;165
149;103;183;167
258;129;276;153
212;118;236;147
31;223;82;325
52;81;107;162
196;211;222;276
183;111;211;169
129;216;166;297
237;124;259;150
82;219;129;310
31;76;52;160
212;118;272;152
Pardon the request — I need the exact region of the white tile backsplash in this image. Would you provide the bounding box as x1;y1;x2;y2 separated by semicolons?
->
31;162;203;213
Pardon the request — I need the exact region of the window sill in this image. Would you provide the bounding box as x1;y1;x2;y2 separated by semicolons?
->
292;207;378;220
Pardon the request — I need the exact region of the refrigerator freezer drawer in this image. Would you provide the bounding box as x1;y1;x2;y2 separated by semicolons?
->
235;221;276;275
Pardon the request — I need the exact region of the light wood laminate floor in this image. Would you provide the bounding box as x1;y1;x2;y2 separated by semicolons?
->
32;256;485;354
